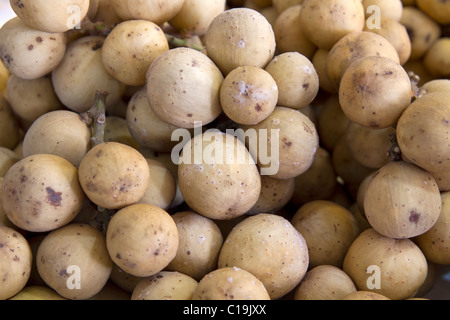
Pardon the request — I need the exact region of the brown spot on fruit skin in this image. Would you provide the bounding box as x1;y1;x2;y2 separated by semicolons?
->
409;210;421;224
46;187;62;207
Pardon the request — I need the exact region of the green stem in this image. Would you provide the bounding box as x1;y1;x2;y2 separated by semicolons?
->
165;33;204;51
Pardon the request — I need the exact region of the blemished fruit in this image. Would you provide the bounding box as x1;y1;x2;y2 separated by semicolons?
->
343;228;428;300
218;213;309;299
205;7;276;75
1;153;86;232
0;17;67;80
3;0;450;301
193;267;270;300
106;203;179;277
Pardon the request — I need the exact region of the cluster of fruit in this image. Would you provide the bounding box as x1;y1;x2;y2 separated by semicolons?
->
0;0;449;301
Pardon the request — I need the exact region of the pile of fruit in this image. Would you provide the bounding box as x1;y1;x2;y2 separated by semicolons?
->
0;0;449;301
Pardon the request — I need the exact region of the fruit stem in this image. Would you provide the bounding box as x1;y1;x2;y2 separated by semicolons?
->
80;90;109;147
165;33;204;51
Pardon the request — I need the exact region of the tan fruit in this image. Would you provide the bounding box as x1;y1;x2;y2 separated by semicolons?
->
110;0;184;25
339;55;412;129
326;31;400;91
36;223;113;300
146;47;223;129
1;154;85;232
294;265;357;300
345;121;396;169
273;5;317;60
362;0;403;22
343;228;428;300
316;95;351;152
166;211;223;281
103;116;139;149
312;49;338;94
52;35;126;113
22;110;92;167
364;161;441;239
299;0;365;50
423;38;450;78
137;159;176;211
420;79;450;95
273;0;304;14
0;17;67;80
290;147;337;207
363;17;411;66
0;225;32;300
205;8;276;75
126;87;184;153
400;7;441;60
169;0;226;36
218;213;309;299
102;20;169;86
220;65;278;125
242;106;319;180
193;267;270;300
9;286;66;300
106;204;179;277
6;74;62;124
78;142;150;210
247;175;295;215
132;271;198;300
415;192;450;265
0;59;9;93
291;200;360;268
0;147;20;177
341;291;390;300
265;52;319;110
396;92;450;174
416;0;450;24
178;131;261;220
10;0;90;33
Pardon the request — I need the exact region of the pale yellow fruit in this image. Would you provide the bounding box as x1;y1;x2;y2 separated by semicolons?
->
132;271;198;300
193;267;270;300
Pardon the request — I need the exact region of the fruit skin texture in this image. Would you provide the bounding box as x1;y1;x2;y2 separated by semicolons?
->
396;92;450;174
102;20;169;86
339;55;412;129
0;225;32;300
178;131;261;220
132;271;198;300
10;0;90;33
300;0;365;50
22;110;92;168
36;223;113;300
1;154;86;233
415;192;450;265
52;35;126;113
343;228;428;300
364;161;442;239
218;213;309;300
78;142;151;210
0;17;67;80
193;267;270;300
205;7;276;75
146;47;223;129
106;204;179;278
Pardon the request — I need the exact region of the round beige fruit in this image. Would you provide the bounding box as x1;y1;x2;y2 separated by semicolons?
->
178;131;261;220
146;47;223;129
343;228;428;300
36;223;113;300
78;142;150;210
0;225;32;300
1;154;85;232
218;213;309;299
193;267;270;300
106;204;179;277
205;7;276;75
